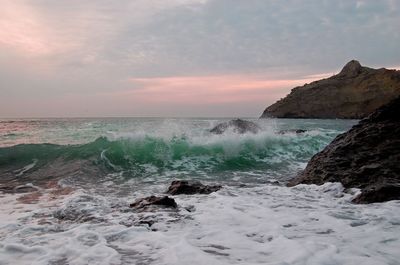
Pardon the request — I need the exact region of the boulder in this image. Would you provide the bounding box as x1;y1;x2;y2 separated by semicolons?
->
167;180;222;195
210;119;260;134
288;97;400;203
261;60;400;119
130;196;177;209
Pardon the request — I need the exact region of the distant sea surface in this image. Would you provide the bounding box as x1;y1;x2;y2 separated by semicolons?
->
1;118;399;265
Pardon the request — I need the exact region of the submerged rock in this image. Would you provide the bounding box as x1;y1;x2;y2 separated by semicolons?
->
210;119;260;134
53;195;108;223
130;196;177;209
167;180;222;195
288;97;400;203
261;60;400;119
277;129;307;135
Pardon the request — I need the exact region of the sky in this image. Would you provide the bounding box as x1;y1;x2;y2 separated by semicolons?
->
1;0;399;118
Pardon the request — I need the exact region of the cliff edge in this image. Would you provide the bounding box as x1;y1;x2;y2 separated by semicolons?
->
260;60;400;119
288;96;400;203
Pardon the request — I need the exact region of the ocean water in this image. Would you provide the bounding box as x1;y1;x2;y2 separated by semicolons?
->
0;118;399;265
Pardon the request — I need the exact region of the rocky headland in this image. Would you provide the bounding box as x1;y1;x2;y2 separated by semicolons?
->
288;96;400;203
261;60;400;119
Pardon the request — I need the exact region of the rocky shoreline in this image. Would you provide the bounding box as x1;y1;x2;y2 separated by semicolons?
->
288;96;400;203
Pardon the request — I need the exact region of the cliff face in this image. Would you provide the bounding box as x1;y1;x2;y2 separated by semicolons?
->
288;97;400;203
261;60;400;119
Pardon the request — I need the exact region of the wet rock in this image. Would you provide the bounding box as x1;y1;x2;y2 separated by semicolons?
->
277;129;307;135
184;205;196;212
210;119;260;134
137;220;156;228
130;196;177;209
288;97;400;203
167;180;222;195
352;184;400;204
261;60;400;119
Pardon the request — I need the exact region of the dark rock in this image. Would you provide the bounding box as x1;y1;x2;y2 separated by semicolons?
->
337;60;363;78
352;184;400;204
261;60;400;119
130;196;177;209
277;129;307;135
210;119;260;134
184;205;196;212
137;219;156;227
167;180;222;195
288;97;400;203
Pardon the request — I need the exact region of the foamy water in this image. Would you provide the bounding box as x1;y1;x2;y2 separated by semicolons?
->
1;118;399;264
1;183;399;265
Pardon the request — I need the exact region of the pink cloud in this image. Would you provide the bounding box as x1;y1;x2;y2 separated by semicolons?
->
123;74;331;105
69;73;332;117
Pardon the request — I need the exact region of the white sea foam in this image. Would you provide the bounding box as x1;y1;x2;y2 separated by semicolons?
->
0;118;376;264
0;183;399;265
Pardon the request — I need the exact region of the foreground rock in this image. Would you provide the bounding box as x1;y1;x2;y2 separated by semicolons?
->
261;60;400;119
167;180;222;195
288;97;400;203
130;196;177;209
210;119;260;134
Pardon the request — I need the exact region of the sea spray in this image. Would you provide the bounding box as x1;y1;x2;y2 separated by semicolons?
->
3;118;399;265
1;129;338;182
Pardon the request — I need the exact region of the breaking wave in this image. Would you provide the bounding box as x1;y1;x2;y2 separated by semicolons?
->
0;129;338;180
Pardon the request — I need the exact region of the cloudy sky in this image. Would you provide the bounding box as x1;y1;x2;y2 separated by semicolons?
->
1;0;399;117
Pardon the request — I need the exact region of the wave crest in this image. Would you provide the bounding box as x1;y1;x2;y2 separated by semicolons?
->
0;129;336;180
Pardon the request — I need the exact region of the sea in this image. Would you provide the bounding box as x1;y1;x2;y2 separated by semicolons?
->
0;118;399;265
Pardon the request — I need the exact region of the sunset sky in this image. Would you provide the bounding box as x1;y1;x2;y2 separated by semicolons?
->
1;0;399;117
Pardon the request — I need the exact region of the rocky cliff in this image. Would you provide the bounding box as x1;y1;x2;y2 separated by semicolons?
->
288;96;400;203
261;60;400;119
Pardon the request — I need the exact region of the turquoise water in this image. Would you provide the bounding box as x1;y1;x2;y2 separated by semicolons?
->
2;118;400;265
0;118;356;184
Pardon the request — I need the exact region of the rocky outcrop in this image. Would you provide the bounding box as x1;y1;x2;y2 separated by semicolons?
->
167;180;221;195
261;60;400;119
288;97;400;203
130;196;177;209
210;119;260;134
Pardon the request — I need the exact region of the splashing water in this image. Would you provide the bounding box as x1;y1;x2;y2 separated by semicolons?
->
0;118;351;184
1;118;399;265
